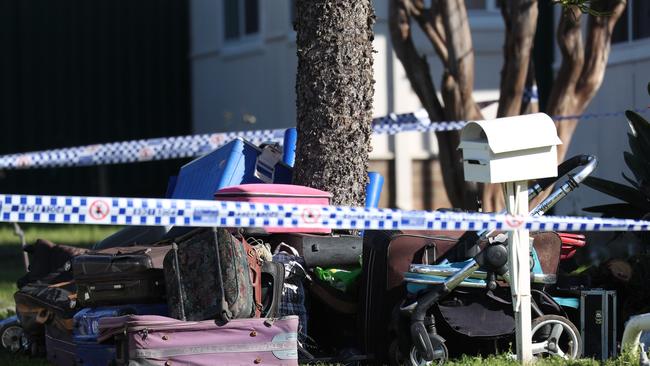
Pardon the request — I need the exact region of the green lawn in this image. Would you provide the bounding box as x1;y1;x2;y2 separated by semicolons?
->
0;225;643;365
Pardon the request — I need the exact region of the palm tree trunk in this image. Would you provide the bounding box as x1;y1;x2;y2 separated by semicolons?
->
293;0;375;206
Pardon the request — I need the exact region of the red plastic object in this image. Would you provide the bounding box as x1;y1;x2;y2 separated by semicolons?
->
558;233;586;260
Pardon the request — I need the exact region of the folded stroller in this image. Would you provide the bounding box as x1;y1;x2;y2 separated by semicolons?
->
393;155;597;365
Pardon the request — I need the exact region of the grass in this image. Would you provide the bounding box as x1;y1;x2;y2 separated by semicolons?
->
0;225;644;365
444;351;639;365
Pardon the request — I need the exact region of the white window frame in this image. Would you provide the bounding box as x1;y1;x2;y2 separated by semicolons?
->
221;0;264;57
223;0;261;43
613;0;650;44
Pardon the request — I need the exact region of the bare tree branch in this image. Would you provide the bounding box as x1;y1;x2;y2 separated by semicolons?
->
388;0;445;118
577;0;627;103
389;0;482;209
478;0;540;212
440;0;481;121
547;1;626;162
414;1;449;64
546;6;585;161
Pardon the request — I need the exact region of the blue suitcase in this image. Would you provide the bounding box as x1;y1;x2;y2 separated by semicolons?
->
73;304;168;366
73;304;169;342
171;137;293;200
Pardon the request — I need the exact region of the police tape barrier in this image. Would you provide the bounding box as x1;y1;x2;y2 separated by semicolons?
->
1;108;647;170
1;194;649;232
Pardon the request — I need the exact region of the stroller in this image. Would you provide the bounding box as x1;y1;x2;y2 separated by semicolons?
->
391;155;598;365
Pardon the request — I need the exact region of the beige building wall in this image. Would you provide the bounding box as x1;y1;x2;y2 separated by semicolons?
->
190;0;650;213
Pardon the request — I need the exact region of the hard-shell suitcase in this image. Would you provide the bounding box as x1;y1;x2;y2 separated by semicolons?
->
214;184;332;234
268;233;362;267
172;138;293;200
581;290;617;360
163;228;259;322
72;304;168;366
93;138;293;251
72;245;170;307
98;315;299;366
73;304;169;343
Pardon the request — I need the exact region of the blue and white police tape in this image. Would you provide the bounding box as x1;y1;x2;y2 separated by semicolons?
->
0;108;647;170
1;193;649;232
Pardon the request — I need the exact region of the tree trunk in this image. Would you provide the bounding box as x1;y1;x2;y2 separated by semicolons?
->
547;1;626;162
388;0;625;212
293;0;375;206
389;0;481;210
482;0;538;213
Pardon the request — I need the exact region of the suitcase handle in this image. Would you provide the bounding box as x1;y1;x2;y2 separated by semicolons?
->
89;282;139;292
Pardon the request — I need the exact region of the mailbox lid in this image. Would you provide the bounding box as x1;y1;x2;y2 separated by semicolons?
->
458;113;562;154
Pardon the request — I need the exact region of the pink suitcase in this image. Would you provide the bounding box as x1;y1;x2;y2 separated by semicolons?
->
99;315;299;366
214;184;332;234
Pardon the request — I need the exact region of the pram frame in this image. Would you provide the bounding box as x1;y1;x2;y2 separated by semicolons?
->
398;155;598;365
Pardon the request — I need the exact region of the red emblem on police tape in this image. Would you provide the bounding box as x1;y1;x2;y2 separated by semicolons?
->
301;208;321;224
89;200;110;220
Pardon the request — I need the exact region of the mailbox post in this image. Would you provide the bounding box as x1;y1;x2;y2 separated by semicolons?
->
458;113;562;363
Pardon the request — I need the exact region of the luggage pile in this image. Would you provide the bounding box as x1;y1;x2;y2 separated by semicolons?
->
5;137;317;366
0;132;603;365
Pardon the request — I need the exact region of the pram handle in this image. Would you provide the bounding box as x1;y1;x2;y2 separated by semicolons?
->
529;154;598;216
529;154;597;202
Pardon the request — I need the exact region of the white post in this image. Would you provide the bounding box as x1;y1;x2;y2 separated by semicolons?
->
504;181;533;363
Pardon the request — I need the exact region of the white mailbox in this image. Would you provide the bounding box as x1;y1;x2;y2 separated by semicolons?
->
458;113;562;183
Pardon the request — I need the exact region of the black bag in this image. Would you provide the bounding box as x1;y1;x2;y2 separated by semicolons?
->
268;233;362;267
14;281;77;338
72;244;170;307
163;228;258;322
17;239;89;289
261;260;285;318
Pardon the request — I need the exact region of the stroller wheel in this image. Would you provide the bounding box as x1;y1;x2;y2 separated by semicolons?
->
531;314;582;359
0;321;23;353
408;341;448;366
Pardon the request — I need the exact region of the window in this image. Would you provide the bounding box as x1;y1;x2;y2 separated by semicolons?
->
224;0;260;41
612;0;650;44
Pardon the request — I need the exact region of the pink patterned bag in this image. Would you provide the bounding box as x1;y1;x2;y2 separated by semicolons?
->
99;315;299;366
